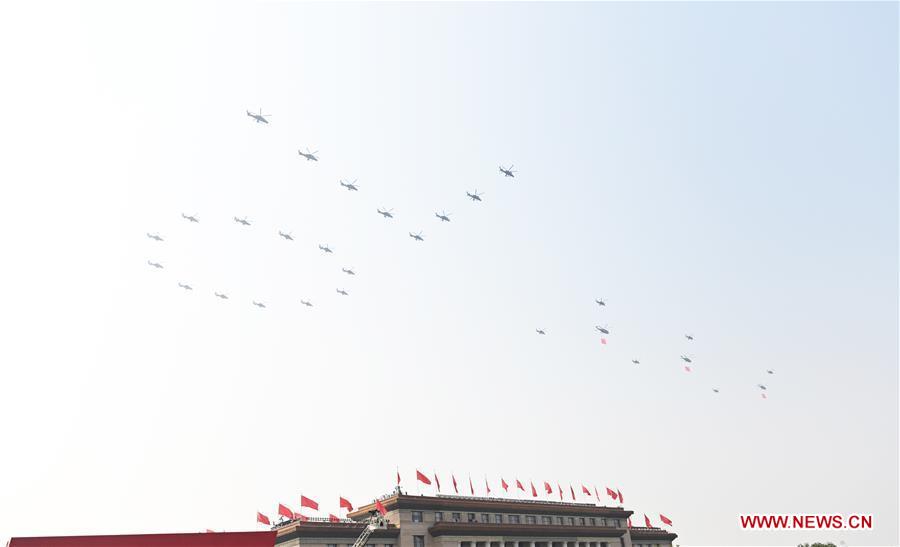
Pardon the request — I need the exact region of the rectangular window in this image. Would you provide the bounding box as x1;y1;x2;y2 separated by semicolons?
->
556;516;564;525
434;512;443;522
567;517;575;526
481;513;490;523
494;514;503;524
327;544;337;547
589;518;596;526
412;511;423;523
541;516;552;525
452;513;461;522
579;518;586;526
413;536;425;547
467;513;476;523
526;516;537;524
509;515;521;524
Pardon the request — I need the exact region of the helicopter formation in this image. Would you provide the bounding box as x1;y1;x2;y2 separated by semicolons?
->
143;108;777;401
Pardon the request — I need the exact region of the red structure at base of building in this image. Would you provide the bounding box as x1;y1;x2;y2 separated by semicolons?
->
7;531;276;547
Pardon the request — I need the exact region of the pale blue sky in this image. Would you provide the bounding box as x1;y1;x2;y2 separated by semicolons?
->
0;2;897;546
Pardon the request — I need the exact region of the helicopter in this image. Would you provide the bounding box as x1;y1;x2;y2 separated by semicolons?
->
377;208;394;219
339;179;359;191
466;190;483;202
246;108;270;124
435;211;452;222
298;148;318;161
499;165;517;178
409;231;424;242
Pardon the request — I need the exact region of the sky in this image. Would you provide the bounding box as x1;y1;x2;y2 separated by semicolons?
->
0;1;897;546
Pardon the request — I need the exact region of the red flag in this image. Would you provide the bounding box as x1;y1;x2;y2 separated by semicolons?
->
557;483;563;500
606;487;618;500
582;485;591;496
278;503;293;519
416;470;432;485
434;473;441;492
601;338;607;345
659;514;673;526
530;482;537;497
617;489;623;504
516;479;525;491
543;481;552;494
684;365;691;372
293;512;309;522
501;478;509;491
569;484;576;500
339;497;353;511
594;485;600;501
627;518;632;528
644;514;652;527
257;512;270;526
468;476;474;495
396;470;401;485
300;495;318;510
329;514;340;523
452;474;458;493
485;478;491;495
375;499;387;516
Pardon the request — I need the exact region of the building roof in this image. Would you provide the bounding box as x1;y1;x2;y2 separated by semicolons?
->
349;494;632;520
7;532;276;547
627;527;678;542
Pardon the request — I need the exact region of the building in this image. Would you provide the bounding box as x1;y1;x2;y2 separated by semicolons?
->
273;492;676;547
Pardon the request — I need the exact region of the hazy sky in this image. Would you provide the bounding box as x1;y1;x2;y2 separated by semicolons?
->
0;2;897;546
